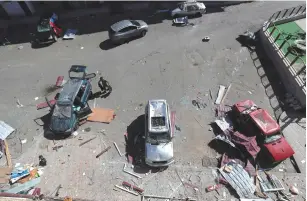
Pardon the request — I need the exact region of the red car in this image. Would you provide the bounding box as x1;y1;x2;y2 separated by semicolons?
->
232;100;295;163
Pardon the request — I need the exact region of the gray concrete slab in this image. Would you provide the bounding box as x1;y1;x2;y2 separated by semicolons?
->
0;1;305;200
295;18;306;32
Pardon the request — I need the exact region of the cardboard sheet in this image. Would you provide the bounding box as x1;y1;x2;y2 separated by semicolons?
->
87;108;115;123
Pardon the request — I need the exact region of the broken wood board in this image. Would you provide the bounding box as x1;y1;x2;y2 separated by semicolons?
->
4;140;12;168
87;108;115;123
220;84;232;105
36;99;56;110
215;85;226;105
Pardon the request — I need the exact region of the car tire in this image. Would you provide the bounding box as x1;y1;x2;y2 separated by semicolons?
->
141;31;147;37
196;12;202;17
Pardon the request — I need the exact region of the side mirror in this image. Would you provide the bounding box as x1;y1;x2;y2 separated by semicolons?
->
84;73;96;80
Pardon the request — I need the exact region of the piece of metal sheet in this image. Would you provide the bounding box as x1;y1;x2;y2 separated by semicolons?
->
0;121;15;140
219;161;255;198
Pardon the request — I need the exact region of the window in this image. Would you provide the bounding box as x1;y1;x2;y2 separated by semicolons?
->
187;6;194;11
119;26;136;33
53;104;72;118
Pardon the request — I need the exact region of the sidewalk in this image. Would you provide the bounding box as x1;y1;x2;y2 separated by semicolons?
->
279;110;306;174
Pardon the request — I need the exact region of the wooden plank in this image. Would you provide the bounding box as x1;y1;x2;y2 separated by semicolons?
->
4;140;12;168
0;167;12;176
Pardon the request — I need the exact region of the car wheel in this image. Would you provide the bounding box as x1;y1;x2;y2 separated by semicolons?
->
196;12;202;17
73;121;79;132
141;31;147;37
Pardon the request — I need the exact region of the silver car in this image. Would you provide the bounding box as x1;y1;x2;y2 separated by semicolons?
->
171;1;206;18
144;100;174;167
108;20;148;44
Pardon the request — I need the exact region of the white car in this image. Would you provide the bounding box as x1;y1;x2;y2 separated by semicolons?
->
171;1;206;18
144;100;174;167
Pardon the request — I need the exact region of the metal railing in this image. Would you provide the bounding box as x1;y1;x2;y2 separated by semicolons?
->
267;4;306;26
265;23;306;86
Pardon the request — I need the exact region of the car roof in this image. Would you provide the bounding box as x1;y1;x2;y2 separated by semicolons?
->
234;99;257;113
58;79;83;104
249;108;280;135
110;20;133;32
148;100;169;133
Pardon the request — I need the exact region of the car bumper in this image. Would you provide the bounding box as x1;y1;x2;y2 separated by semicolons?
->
145;158;174;167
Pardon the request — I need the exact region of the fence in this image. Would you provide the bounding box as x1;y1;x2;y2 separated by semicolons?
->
262;4;306;87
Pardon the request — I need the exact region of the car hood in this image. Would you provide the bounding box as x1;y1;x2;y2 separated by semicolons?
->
172;8;181;14
263;136;295;161
145;142;174;161
135;20;148;28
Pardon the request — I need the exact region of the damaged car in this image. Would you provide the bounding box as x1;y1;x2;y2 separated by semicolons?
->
232;100;295;164
171;0;206;18
144;100;174;167
48;65;96;135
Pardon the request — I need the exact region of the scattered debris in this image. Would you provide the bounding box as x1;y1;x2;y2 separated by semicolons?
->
96;145;111;158
114;184;139;196
215;85;226;105
55;76;65;87
289;185;299;195
142;194;196;200
20;139;27;144
87;108;115;123
72;131;79;136
175;125;181;131
52;145;63;151
202;36;210;42
18;45;23;50
80;46;84;49
79;136;96;147
192;99;207;110
84;127;91;132
248;91;252;94
220;84;232;105
5;177;41;193
219;161;255;198
10;169;30;183
38;155;47;167
36;99;56;110
194;116;204;128
63;29;78;40
113;142;124;156
34;97;39;101
54;184;62;196
259;172;284;192
0;121;15;140
122;181;144;193
123;164;141;179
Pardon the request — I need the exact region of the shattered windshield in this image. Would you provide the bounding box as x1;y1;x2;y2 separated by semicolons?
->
264;134;282;144
147;132;171;144
53;104;72;119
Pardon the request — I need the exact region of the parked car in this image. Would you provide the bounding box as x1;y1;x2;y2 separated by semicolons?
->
108;20;148;44
48;65;96;136
144;100;174;167
32;12;62;45
232;100;295;164
171;1;206;18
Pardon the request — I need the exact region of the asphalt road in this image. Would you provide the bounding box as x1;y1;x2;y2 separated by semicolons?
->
0;1;305;200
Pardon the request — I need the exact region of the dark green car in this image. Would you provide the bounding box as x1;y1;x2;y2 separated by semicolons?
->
49;65;96;135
